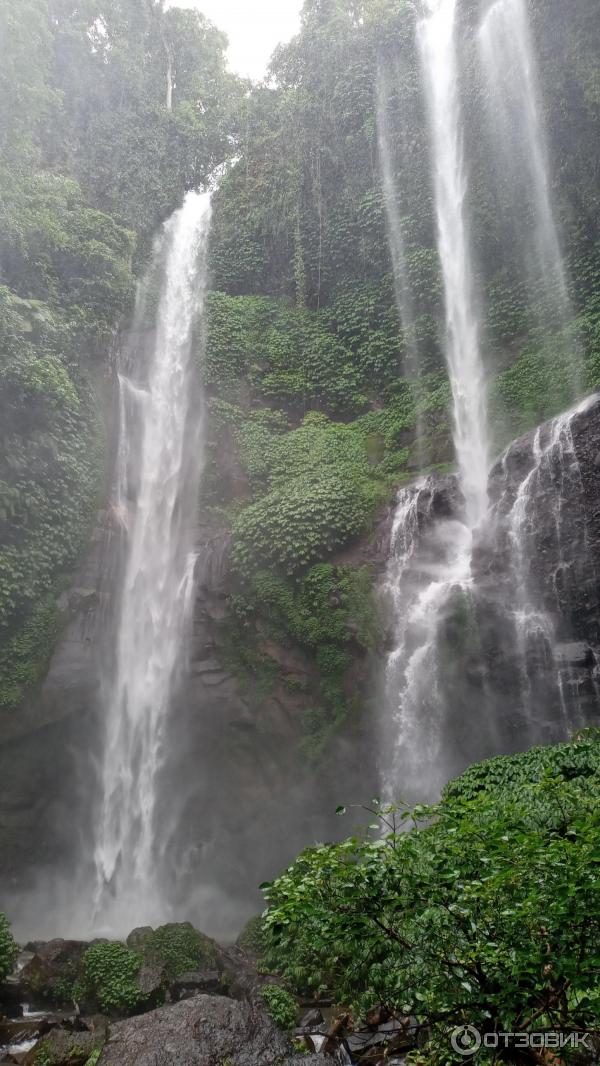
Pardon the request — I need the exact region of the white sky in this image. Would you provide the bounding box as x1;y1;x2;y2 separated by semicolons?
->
168;0;303;80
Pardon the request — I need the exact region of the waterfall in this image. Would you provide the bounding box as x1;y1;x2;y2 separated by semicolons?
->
482;394;600;737
418;0;488;526
376;63;427;466
478;0;580;396
92;190;212;933
382;480;476;799
376;66;419;377
381;0;492;800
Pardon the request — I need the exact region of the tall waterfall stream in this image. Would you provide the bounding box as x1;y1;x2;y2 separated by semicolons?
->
380;0;590;802
92;192;212;933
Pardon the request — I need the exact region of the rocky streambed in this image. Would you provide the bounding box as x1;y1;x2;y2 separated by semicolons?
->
0;924;417;1066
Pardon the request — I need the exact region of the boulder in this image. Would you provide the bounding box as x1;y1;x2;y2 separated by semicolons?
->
19;941;89;1005
169;971;225;1001
282;1059;326;1066
98;994;290;1066
126;928;154;953
298;1008;324;1031
22;1026;100;1065
136;964;167;1007
126;923;222;981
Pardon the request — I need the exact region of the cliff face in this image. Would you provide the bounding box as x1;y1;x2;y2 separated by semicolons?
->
3;396;599;927
473;392;600;743
0;504;389;928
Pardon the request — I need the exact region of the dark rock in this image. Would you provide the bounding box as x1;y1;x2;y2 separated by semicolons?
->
97;994;290;1066
126;928;154;952
136;965;167;1007
299;1008;324;1030
283;1058;326;1066
169;971;225;1000
474;391;600;737
22;1026;100;1065
19;941;89;1005
554;642;595;668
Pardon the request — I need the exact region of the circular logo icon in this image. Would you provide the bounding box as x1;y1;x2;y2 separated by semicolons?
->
451;1025;482;1057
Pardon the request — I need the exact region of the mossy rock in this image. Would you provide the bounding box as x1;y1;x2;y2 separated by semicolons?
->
20;940;90;1005
81;941;148;1016
236;916;267;957
31;1028;102;1065
127;923;221;981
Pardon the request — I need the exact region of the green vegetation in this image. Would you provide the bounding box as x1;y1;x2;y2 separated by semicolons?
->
227;563;380;756
198;0;600;746
0;911;18;981
237;915;267;957
136;922;220;980
261;737;600;1063
260;985;298;1030
0;0;241;710
82;942;144;1015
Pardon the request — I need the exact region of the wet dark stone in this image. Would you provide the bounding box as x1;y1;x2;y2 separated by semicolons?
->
97;994;290;1066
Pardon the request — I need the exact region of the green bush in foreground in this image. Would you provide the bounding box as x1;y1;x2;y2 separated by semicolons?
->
261;738;600;1063
82;942;144;1015
260;984;298;1030
0;911;18;981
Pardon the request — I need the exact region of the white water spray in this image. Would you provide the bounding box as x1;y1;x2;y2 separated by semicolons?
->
381;0;492;799
92;191;212;933
376;67;419;374
382;481;475;800
478;0;577;381
418;0;489;526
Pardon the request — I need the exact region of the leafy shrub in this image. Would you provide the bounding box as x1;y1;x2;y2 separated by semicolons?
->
0;912;18;981
262;738;600;1063
237;915;267;956
82;942;144;1015
140;923;219;980
260;985;298;1030
232;469;381;577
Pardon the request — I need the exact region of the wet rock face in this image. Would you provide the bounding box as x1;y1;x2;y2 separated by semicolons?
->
97;995;290;1066
473;393;600;740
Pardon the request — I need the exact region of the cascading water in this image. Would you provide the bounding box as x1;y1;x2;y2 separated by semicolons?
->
478;0;579;395
381;0;491;800
92;190;212;933
418;0;488;525
376;62;427;467
376;67;419;378
480;394;600;740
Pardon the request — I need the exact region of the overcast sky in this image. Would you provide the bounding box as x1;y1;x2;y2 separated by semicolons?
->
167;0;303;80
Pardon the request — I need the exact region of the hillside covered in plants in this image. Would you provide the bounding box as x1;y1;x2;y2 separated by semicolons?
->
0;0;600;1063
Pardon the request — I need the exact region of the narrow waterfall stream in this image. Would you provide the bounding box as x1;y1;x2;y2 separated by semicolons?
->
376;68;418;376
478;0;581;396
417;0;488;525
382;0;490;800
92;192;212;933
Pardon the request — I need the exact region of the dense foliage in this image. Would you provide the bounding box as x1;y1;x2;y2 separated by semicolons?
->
0;911;18;982
0;0;241;709
82;941;144;1015
260;985;299;1030
261;737;600;1063
2;0;600;747
134;922;219;980
198;0;600;747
